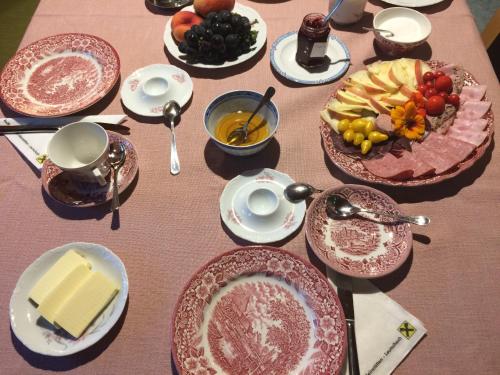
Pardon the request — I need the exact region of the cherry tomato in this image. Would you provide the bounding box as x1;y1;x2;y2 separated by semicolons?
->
426;95;446;116
438;91;449;102
423;71;435;82
434;71;445;78
425;81;434;89
447;93;460;108
417;83;427;94
435;76;453;94
425;88;438;99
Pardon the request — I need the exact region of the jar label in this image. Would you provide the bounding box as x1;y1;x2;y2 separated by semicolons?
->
310;42;327;58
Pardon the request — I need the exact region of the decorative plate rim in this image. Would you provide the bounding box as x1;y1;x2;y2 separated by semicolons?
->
170;245;347;375
320;60;495;187
270;31;351;85
305;184;413;279
0;33;121;118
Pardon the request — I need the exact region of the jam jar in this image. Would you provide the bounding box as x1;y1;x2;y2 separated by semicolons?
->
295;13;330;68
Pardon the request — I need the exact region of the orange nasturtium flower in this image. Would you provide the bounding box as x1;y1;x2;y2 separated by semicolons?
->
391;101;425;140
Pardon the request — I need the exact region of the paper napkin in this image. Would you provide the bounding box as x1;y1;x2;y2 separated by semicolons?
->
327;268;427;375
1;115;127;171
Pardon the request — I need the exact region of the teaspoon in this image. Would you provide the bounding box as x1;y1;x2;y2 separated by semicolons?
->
284;183;324;203
326;194;430;226
108;142;126;212
362;27;395;37
163;100;181;175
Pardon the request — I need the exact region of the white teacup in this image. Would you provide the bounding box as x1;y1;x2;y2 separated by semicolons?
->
329;0;368;25
47;122;110;186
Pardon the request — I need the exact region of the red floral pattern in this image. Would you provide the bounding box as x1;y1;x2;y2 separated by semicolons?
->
305;185;412;278
172;246;347;375
320;61;494;186
0;33;120;117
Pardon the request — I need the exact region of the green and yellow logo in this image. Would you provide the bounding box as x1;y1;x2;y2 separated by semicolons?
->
398;321;416;340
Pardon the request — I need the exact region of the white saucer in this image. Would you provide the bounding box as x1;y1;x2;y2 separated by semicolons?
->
220;168;306;243
270;32;350;85
121;64;193;117
10;242;128;356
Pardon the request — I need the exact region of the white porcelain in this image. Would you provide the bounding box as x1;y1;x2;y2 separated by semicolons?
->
163;3;267;69
121;64;193;117
47;122;110;186
220;168;306;243
373;7;431;56
329;0;368;25
10;242;128;356
270;32;350;85
379;0;444;7
204;90;279;156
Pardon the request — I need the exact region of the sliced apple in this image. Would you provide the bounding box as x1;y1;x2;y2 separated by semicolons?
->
382;91;410;106
320;109;340;133
336;89;370;106
367;61;400;93
348;70;387;94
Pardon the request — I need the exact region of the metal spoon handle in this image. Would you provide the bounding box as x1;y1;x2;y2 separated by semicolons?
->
362;27;394;37
112;168;120;211
244;86;276;132
170;119;180;175
360;208;430;226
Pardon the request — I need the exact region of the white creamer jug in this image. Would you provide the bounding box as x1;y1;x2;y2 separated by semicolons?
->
329;0;368;25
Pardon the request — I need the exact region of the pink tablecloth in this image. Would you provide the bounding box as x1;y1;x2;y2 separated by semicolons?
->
1;0;499;373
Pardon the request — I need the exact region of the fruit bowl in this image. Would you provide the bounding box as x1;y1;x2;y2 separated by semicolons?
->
372;7;431;56
164;2;267;68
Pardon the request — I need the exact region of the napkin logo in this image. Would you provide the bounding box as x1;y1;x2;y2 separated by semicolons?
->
398;321;416;340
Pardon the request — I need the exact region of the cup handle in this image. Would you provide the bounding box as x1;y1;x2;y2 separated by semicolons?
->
92;167;107;186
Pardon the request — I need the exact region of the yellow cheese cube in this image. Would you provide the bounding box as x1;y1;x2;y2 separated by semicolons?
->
37;263;91;324
54;272;119;338
29;250;91;306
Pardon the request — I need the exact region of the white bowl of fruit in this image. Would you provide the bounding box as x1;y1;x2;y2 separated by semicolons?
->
164;1;267;68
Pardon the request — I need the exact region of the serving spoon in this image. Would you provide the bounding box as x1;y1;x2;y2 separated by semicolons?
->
284;183;324;203
326;194;430;226
226;86;276;145
109;142;126;212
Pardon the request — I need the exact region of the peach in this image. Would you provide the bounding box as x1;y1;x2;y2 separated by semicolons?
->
193;0;235;17
171;11;203;42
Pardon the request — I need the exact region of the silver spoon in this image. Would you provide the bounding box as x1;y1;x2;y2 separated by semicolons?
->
284;183;324;203
227;86;276;145
163;100;181;175
108;142;126;212
362;27;395;37
326;194;430;226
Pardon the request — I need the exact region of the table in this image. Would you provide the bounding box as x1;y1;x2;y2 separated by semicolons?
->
1;0;499;373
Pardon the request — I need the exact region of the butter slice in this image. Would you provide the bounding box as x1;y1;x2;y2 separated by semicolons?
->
37;263;91;324
54;272;119;338
29;250;91;306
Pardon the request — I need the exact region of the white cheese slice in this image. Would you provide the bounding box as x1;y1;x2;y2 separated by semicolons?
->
29;250;91;306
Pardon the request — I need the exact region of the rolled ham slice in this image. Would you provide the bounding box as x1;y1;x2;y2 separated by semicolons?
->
460;85;486;102
447;127;488;147
375;113;393;133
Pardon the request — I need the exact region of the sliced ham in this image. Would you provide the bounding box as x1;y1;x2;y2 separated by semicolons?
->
399;150;435;177
452;118;488;132
375;113;393;133
456;101;491;120
460;85;486;102
411;132;475;174
361;153;414;180
447;127;488;147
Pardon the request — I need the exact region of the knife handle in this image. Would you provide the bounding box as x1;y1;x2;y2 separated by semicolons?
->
346;320;360;375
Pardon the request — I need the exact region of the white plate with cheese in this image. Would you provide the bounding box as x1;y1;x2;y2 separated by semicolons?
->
9;242;128;356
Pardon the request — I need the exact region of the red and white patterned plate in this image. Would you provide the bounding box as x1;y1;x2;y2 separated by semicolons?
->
0;33;120;117
41;132;138;207
172;246;347;375
320;61;494;186
305;185;412;278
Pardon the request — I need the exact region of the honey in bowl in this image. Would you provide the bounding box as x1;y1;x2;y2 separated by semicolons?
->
215;111;269;146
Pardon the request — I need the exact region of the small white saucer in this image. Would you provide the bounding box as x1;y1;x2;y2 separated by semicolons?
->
270;32;350;85
10;242;128;356
220;168;306;243
121;64;193;117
